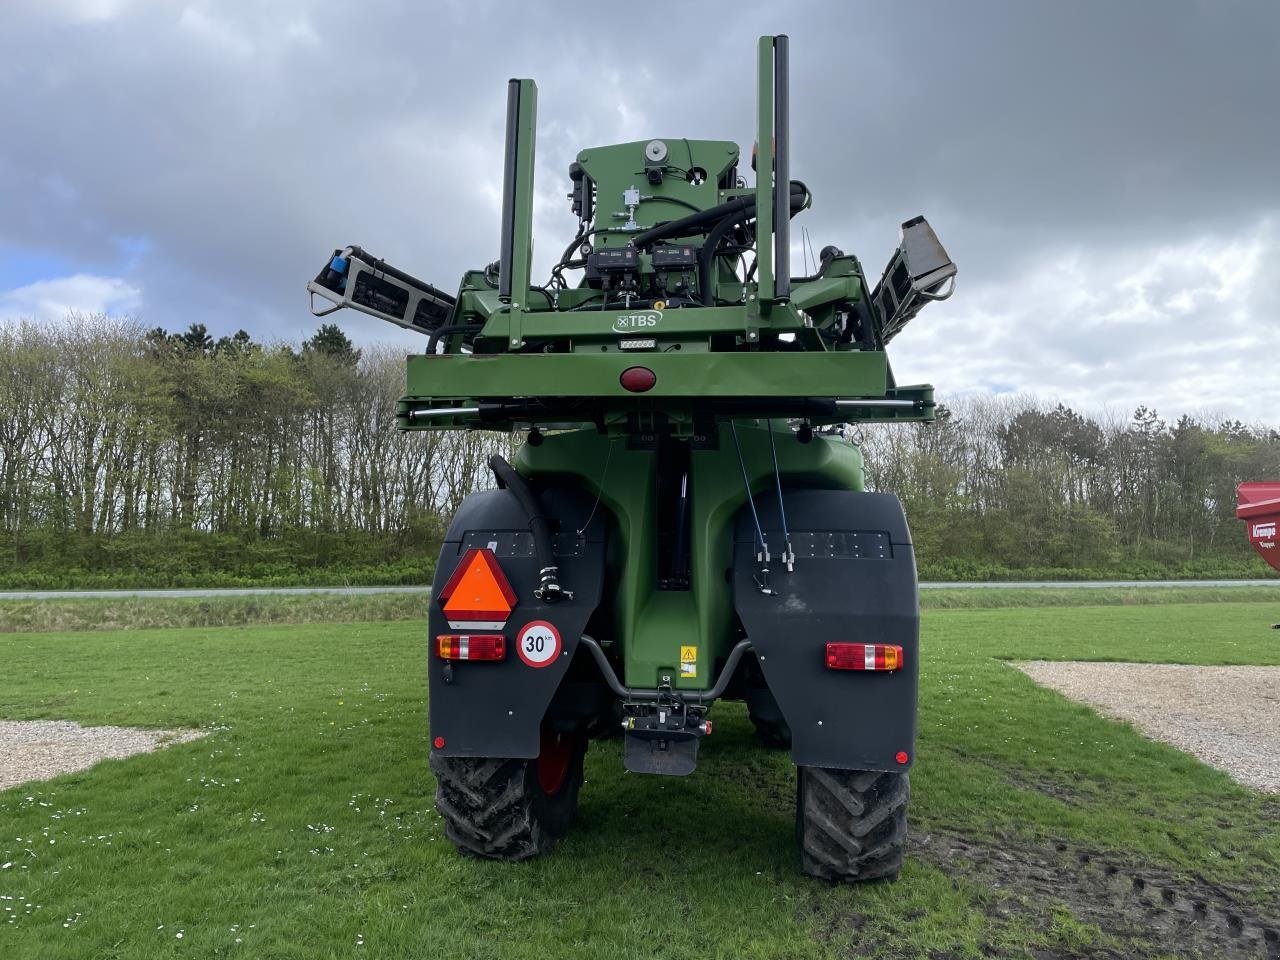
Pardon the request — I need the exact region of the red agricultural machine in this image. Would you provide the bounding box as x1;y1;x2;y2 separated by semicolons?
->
1236;482;1280;572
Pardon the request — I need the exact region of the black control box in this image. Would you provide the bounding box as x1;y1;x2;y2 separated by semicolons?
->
587;247;640;275
652;244;698;269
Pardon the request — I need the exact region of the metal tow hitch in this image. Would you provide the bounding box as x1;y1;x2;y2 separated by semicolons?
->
620;677;711;776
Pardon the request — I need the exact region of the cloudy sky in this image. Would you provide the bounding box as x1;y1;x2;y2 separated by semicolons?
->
2;0;1277;419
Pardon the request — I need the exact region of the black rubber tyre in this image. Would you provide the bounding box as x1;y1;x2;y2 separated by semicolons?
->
796;766;909;882
430;735;586;861
749;714;792;749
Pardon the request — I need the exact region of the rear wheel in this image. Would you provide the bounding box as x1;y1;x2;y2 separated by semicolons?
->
430;727;586;860
796;766;909;882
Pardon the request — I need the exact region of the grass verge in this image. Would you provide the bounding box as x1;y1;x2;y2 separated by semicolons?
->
920;584;1280;609
0;594;432;633
3;585;1278;633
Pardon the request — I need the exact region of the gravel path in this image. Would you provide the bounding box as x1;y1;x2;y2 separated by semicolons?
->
1013;661;1280;793
0;720;205;790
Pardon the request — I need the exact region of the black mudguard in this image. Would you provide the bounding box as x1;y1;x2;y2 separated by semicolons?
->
733;489;919;772
428;485;606;759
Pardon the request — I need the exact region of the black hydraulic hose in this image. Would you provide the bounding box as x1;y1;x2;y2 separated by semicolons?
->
488;455;569;602
552;228;593;274
790;247;844;285
696;183;809;304
699;208;755;306
632;181;808;250
426;323;483;354
629;195;755;249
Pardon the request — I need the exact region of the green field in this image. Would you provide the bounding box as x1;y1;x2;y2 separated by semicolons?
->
3;585;1279;634
2;600;1279;959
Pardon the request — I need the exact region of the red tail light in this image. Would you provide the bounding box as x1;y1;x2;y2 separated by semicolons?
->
437;634;506;661
619;366;657;392
825;642;903;672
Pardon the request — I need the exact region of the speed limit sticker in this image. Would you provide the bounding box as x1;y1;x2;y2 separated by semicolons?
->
516;620;561;668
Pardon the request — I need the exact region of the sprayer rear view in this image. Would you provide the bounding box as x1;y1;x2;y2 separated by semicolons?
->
307;35;956;881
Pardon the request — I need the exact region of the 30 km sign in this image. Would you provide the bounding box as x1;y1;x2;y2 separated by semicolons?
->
516;620;561;668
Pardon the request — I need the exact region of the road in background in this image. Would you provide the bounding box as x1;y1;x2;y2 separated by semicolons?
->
0;581;1277;600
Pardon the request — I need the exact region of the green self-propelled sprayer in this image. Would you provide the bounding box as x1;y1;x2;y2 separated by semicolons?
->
308;36;955;882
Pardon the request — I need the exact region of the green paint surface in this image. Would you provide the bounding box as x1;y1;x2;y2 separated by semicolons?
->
520;423;864;688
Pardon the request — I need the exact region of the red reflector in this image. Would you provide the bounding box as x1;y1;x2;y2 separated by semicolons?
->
619;366;657;392
895;750;909;765
438;548;517;623
433;736;445;749
825;642;904;672
436;634;506;661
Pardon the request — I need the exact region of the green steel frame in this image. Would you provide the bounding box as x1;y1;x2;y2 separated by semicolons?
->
388;36;935;435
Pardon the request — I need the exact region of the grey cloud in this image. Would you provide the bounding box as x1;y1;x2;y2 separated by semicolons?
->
1;0;1277;416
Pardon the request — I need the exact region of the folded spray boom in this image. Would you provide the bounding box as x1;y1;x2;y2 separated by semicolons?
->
305;37;955;435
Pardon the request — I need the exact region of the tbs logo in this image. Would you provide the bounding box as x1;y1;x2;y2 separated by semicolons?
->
612;311;662;334
1254;521;1277;540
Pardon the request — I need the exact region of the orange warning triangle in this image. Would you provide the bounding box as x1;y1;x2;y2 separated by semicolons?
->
439;548;517;621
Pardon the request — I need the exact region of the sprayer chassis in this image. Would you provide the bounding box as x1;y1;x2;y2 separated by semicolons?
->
310;35;954;882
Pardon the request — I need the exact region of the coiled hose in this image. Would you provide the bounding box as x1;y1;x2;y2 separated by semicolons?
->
488;455;570;602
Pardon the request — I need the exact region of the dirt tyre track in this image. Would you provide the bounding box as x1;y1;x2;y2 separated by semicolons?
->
917;831;1280;959
430;740;585;860
797;767;909;881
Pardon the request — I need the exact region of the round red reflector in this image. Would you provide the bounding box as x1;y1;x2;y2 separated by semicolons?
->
895;751;909;765
433;736;446;750
619;366;656;393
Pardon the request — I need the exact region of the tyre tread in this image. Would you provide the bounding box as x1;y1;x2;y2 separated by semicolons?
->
797;766;909;882
430;753;579;861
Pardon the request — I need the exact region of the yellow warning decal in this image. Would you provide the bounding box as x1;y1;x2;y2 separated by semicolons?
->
679;645;698;678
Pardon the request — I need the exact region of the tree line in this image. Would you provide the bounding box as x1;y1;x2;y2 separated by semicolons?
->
0;319;1275;586
857;397;1280;578
0;319;513;586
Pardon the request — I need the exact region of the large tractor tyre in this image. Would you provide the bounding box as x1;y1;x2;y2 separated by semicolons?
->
430;730;586;861
796;766;909;882
749;714;792;749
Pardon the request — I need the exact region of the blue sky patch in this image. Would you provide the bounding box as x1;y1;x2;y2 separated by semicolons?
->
0;247;78;292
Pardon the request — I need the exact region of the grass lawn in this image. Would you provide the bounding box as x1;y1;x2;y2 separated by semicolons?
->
3;585;1279;634
2;601;1278;959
